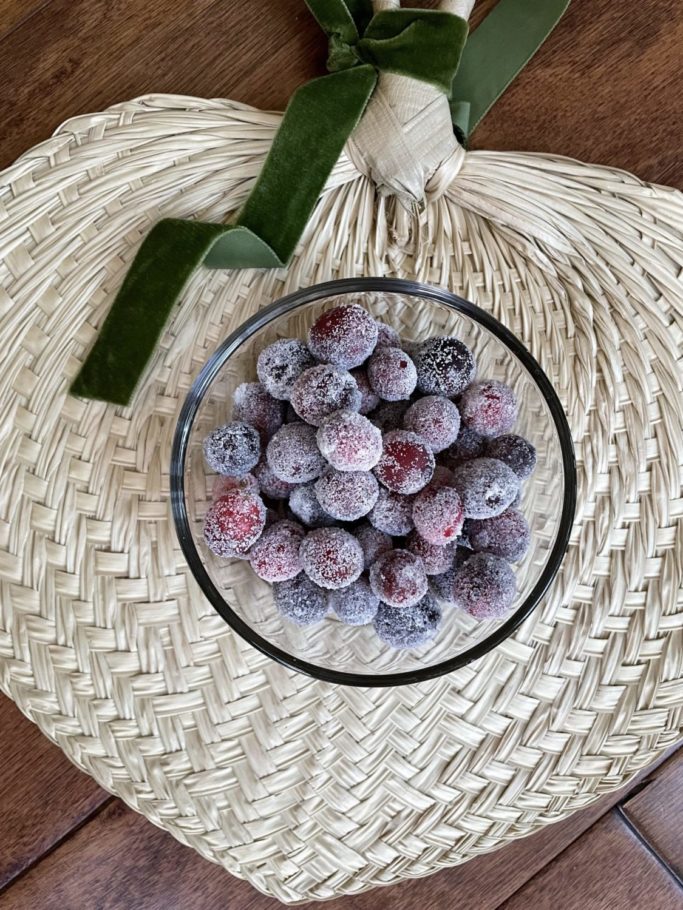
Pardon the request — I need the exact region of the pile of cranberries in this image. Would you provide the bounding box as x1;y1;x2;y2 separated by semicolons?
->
202;302;537;650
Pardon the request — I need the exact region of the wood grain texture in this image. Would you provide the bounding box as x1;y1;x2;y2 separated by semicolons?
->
0;0;50;34
0;697;107;890
472;0;683;187
0;0;680;188
621;749;683;877
500;813;683;910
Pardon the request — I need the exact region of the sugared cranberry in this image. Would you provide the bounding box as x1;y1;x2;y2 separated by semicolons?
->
308;304;378;369
374;430;435;494
316;410;383;472
450;552;516;619
350;368;380;415
203;422;260;476
274;575;328;625
249;520;304;582
367;347;417;401
257;338;316;400
374;594;441;648
203;489;266;556
369;549;428;608
452;457;519;519
266;423;326;483
459;380;517;437
212;473;259;500
253;459;297;500
375;322;401;348
290;364;361;426
369;399;410;433
299;528;364;590
314;469;379;521
355;522;393;570
485;434;537;479
412;485;464;545
368;487;415;535
441;426;486;468
288;483;335;527
232;382;284;440
413;336;476;396
407;531;456;575
466;508;530;562
403;395;461;453
329;578;380;626
426;465;455;491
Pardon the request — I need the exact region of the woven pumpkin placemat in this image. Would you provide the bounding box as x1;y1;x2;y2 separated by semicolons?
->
0;95;681;902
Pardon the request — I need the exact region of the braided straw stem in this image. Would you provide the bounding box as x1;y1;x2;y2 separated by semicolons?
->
348;0;473;205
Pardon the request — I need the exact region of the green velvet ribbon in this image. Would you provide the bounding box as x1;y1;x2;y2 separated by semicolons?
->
450;0;570;139
72;0;568;406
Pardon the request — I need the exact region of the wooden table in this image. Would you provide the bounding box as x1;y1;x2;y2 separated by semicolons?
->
0;1;681;907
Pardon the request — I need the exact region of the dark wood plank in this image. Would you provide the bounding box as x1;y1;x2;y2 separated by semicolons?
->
621;749;683;876
0;0;680;188
0;0;323;173
2;747;678;910
499;813;683;910
0;0;50;36
473;0;683;187
0;695;108;889
0;800;281;910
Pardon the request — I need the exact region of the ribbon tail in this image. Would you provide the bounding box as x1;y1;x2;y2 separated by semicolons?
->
222;65;377;267
450;0;570;138
71;65;376;406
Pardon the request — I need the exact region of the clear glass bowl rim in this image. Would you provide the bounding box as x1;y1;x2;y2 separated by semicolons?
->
170;277;577;687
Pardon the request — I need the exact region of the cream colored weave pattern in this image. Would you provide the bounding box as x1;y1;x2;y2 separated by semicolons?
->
0;95;681;903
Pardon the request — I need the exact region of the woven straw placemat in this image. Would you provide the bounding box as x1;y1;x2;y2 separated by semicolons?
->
0;95;681;903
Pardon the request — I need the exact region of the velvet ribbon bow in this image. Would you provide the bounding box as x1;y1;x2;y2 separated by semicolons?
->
72;0;568;406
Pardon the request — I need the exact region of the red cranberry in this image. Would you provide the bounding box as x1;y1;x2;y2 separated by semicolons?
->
211;473;258;500
368;487;415;535
412;485;464;545
316;410;383;472
459;380;518;437
403;395;461;453
314;469;379;521
367;347;417;401
232;382;284;441
257;338;316;400
466;508;531;562
350;369;380;415
249;520;304;582
450;552;516;620
374;430;435;494
369;549;428;609
266;423;326;483
203;489;266;556
308;304;378;369
355;522;393;570
406;531;456;575
299;528;364;590
413;336;476;397
290;364;361;426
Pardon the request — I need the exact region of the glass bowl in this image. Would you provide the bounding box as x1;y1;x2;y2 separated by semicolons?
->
171;278;576;686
